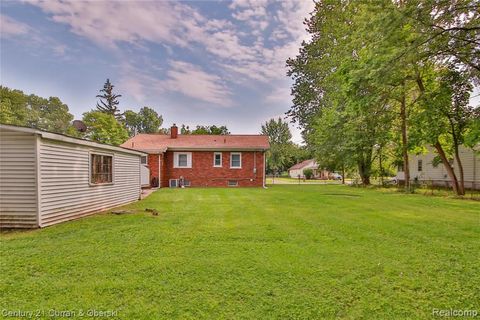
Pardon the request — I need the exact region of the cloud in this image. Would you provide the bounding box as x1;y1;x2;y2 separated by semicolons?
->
0;14;30;37
118;60;232;107
25;0;314;108
264;86;293;104
162;61;232;107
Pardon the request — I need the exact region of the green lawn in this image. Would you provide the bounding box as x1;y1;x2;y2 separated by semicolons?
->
1;185;479;319
267;177;344;184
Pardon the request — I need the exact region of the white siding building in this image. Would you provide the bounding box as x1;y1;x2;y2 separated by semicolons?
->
396;146;479;190
0;124;147;228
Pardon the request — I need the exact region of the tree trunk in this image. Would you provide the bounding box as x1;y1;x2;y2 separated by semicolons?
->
379;148;384;185
400;89;411;192
449;122;465;195
434;142;461;195
341;165;345;185
358;161;371;186
453;144;465;195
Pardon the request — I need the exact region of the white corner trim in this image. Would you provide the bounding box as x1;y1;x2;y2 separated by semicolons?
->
35;134;42;227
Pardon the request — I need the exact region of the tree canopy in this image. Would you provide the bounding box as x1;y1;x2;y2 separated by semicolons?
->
0;86;74;134
287;0;479;193
124;107;163;136
82;111;129;146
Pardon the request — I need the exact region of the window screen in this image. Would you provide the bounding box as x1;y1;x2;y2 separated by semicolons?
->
231;153;241;168
214;153;222;166
91;154;113;184
178;154;188;167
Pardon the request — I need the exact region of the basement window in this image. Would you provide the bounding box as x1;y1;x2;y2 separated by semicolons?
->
91;154;113;184
228;180;238;187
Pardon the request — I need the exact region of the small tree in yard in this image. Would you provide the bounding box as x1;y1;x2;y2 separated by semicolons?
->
303;168;314;180
82;111;128;146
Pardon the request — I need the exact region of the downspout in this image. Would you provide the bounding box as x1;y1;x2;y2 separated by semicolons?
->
158;153;162;188
263;150;267;189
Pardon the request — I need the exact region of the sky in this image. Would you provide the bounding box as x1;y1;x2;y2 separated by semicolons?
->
0;0;315;143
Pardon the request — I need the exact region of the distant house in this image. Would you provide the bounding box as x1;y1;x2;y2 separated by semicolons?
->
396;146;479;190
0;124;147;228
288;159;330;179
121;125;269;188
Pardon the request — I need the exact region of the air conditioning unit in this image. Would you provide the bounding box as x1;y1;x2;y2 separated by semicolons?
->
169;179;178;188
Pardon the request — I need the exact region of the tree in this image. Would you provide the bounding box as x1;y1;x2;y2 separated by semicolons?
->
303;168;314;180
261;118;293;175
191;125;230;135
96;79;122;119
261;118;292;145
82;111;128;146
124;107;163;136
0;86;74;134
124;110;140;137
411;66;476;195
178;124;230;135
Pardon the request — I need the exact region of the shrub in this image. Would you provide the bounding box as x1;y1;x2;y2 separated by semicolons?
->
303;168;314;179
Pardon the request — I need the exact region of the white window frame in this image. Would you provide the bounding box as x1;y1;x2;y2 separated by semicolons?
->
169;179;178;188
213;152;222;167
230;152;242;169
88;151;115;186
173;152;192;168
141;155;148;165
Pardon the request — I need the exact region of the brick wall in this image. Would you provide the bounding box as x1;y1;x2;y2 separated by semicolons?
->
159;150;265;187
147;154;160;187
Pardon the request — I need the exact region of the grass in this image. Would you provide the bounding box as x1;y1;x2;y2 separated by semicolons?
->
1;185;479;319
267;177;343;184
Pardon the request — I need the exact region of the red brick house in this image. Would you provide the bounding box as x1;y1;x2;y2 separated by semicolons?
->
121;125;269;188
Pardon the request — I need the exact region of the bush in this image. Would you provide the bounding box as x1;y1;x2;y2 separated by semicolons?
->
303;168;314;180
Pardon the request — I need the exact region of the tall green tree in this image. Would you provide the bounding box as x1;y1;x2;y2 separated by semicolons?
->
178;124;230;135
261;118;293;175
124;107;163;136
82;111;128;146
0;86;74;134
96;79;122;119
191;125;230;135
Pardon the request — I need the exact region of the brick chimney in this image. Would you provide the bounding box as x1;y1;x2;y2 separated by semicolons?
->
170;124;178;139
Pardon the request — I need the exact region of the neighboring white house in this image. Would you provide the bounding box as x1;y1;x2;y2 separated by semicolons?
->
288;159;330;179
0;124;148;228
396;146;479;190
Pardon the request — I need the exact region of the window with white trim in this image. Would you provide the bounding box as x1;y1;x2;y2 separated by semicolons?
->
230;152;241;168
214;152;222;167
174;152;192;168
417;160;423;172
141;156;148;165
90;154;113;184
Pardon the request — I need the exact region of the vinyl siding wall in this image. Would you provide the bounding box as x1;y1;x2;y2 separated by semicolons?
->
398;146;479;189
0;129;38;228
38;138;142;227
